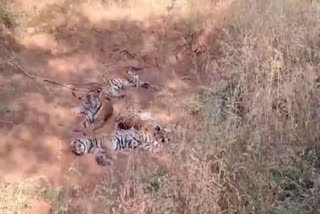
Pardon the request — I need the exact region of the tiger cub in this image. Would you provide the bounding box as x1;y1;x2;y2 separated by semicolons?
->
70;125;172;166
72;87;114;135
72;70;150;100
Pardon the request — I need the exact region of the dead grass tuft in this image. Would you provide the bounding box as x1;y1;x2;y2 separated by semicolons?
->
0;0;18;28
194;0;320;213
0;177;67;214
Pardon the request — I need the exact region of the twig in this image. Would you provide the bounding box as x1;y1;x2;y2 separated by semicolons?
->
0;119;14;124
7;60;92;92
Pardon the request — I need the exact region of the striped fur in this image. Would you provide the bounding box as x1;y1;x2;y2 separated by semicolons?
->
112;129;143;151
72;87;113;134
70;135;111;166
115;112;173;147
115;113;144;130
104;70;150;99
70;130;142;166
113;126;172;152
70;126;172;166
71;70;150;100
72;87;104;116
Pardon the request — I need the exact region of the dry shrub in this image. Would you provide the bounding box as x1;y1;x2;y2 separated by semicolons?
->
0;0;17;28
199;0;320;213
110;152;222;214
99;1;320;213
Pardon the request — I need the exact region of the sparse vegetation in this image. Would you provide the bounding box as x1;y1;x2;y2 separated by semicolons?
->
38;183;67;213
0;0;17;28
0;106;10;113
186;0;320;213
184;92;207;115
0;181;29;214
0;178;67;214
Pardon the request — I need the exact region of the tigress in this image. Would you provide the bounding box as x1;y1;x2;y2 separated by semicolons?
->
72;70;150;100
70;125;172;166
72;87;114;135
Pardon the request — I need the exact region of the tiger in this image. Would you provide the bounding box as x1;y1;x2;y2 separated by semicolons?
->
104;70;151;99
114;112;173;143
120;122;173;151
114;112;173;152
70;125;172;166
70;134;112;166
115;112;145;130
72;70;151;101
72;87;114;135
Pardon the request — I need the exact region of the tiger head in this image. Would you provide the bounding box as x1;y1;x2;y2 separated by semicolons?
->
82;86;104;106
70;139;87;156
126;70;139;82
152;124;173;144
72;87;104;114
87;86;103;96
93;86;104;98
95;86;112;100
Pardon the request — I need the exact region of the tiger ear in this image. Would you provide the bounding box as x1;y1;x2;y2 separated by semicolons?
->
118;122;125;129
115;114;121;121
155;125;161;131
97;87;103;93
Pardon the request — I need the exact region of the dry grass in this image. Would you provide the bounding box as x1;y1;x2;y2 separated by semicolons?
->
0;177;66;214
108;0;320;213
0;0;17;28
0;180;30;214
189;0;320;213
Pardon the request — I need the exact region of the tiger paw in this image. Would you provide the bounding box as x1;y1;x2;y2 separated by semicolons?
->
96;154;111;166
140;82;150;88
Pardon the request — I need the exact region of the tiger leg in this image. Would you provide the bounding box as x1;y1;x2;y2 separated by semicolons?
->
72;91;84;100
90;118;107;133
137;82;151;88
95;153;111;166
72;104;93;116
73;117;91;135
110;88;126;98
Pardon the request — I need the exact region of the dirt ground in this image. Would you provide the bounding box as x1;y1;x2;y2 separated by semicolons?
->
0;0;233;212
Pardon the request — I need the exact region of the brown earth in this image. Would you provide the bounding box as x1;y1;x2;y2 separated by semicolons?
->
0;0;234;212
